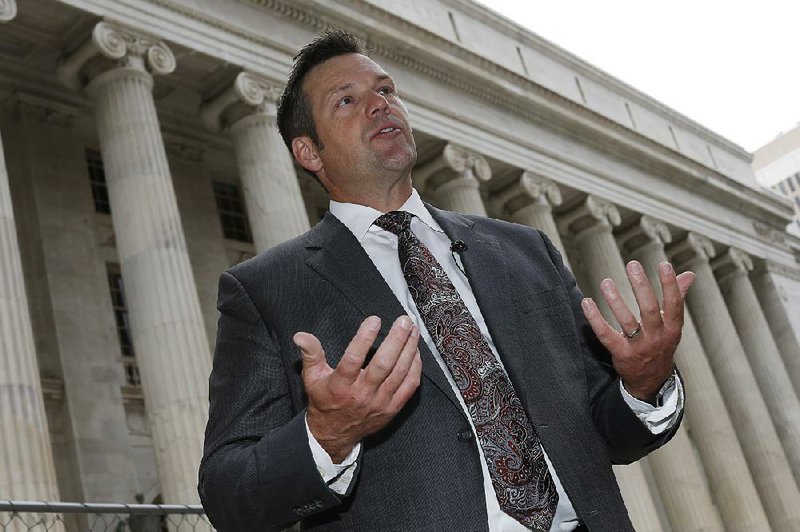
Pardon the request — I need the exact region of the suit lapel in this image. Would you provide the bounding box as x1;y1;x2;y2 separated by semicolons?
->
429;206;551;424
304;213;463;412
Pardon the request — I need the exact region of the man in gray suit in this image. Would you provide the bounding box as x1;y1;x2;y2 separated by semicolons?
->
198;30;694;532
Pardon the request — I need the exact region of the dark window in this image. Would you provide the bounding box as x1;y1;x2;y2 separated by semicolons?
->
212;181;253;243
795;196;800;209
789;178;797;193
86;149;111;214
107;269;140;386
778;182;787;194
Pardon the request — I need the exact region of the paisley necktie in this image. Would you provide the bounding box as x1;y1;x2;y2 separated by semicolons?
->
375;211;558;530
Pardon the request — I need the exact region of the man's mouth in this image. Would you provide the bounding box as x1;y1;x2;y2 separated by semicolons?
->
371;124;403;140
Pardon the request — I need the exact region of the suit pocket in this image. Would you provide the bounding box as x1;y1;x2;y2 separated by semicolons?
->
513;285;567;314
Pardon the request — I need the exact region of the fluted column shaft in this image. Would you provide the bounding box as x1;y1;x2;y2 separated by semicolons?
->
561;197;663;532
202;72;309;251
436;174;487;215
675;234;800;530
753;268;800;398
62;23;212;504
626;220;765;531
231;113;309;250
414;143;489;216
0;127;61;502
716;250;800;483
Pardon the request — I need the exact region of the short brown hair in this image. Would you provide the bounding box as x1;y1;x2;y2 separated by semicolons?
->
276;29;367;152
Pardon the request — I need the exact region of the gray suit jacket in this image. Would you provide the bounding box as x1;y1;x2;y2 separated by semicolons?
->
198;205;681;531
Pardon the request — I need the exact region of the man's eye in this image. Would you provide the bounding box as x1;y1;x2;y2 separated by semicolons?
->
378;86;394;95
336;96;352;107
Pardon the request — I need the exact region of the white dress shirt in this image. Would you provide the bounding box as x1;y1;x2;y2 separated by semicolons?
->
306;189;683;531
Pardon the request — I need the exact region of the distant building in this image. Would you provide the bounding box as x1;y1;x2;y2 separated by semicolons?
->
753;125;800;235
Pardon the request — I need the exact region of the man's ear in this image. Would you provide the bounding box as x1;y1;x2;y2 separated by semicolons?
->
292;137;323;174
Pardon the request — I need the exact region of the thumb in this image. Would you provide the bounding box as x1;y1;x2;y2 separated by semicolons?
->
293;332;327;375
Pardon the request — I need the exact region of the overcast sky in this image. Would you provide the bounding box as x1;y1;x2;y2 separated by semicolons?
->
476;0;799;154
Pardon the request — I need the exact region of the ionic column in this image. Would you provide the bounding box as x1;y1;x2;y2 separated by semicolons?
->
0;123;61;504
58;22;210;504
558;196;664;532
201;72;309;251
752;265;800;397
621;217;766;531
671;233;800;530
714;248;800;482
414;142;490;215
489;171;571;269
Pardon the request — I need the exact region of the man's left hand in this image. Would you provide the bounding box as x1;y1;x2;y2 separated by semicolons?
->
581;260;695;403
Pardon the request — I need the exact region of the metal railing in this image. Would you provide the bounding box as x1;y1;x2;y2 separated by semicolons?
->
0;501;212;531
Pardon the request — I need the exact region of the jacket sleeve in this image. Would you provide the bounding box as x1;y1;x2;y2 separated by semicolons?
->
538;231;683;464
198;271;352;531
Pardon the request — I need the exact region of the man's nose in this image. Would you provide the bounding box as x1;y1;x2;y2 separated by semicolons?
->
366;91;391;117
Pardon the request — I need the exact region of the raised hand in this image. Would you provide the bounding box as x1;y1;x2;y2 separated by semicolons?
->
580;260;695;403
293;315;422;462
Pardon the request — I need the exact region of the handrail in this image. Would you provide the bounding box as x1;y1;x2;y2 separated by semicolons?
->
0;500;205;514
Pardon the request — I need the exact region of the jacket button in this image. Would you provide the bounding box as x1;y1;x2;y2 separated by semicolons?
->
458;429;474;442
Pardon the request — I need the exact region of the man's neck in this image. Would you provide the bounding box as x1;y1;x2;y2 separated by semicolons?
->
328;180;413;213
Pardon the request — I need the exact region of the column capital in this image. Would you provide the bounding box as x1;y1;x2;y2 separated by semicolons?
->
712;247;754;283
413;142;491;192
0;0;17;21
618;215;672;254
200;71;283;133
488;171;562;216
669;231;717;269
557;194;620;238
57;21;176;90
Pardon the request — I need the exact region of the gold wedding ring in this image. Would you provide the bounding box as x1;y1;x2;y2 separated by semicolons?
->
624;324;642;340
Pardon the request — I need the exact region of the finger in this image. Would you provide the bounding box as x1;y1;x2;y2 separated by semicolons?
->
626;260;662;332
659;263;689;327
581;297;625;354
600;278;639;337
676;271;696;298
378;325;420;398
294;332;328;379
387;350;422;413
363;316;414;388
334;316;382;384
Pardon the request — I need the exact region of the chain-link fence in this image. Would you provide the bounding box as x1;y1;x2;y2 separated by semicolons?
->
0;501;213;531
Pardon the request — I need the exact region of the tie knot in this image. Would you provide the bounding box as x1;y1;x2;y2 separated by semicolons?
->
374;210;414;236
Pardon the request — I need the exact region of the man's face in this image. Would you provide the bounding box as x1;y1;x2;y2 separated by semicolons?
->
294;53;417;198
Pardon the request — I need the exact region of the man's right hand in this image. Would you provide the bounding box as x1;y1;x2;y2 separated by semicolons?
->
293;315;422;463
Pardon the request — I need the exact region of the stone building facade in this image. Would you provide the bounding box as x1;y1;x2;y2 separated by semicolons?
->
2;0;800;530
754;125;800;236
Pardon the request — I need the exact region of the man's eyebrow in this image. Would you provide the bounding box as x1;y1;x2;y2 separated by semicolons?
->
324;75;395;104
325;82;354;103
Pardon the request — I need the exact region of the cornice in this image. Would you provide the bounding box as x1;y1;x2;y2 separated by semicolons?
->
58;0;780;224
443;0;749;158
256;1;779;221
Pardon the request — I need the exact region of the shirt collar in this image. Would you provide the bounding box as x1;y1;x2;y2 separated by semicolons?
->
329;188;443;242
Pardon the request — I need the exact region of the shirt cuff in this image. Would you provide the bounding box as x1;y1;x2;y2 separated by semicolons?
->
620;371;684;435
305;414;361;495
